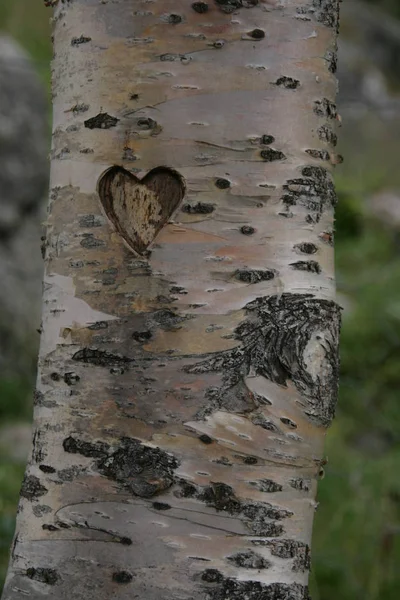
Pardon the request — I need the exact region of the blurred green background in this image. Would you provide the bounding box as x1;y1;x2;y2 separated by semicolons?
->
1;1;400;599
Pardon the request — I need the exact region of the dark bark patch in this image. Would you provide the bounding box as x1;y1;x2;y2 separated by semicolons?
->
112;571;133;584
186;294;341;427
26;568;59;585
260;148;286;162
120;537;133;545
295;242;318;254
234;268;275;283
199;434;213;444
79;214;103;228
150;309;191;331
64;372;80;385
305;149;330;161
312;0;340;30
29;428;44;461
84;113;119;129
72;103;89;114
325;49;338;73
192;2;209;13
240;225;255;235
72;348;133;367
261;134;275;145
290;260;321;274
152;502;171;510
274;76;300;89
71;35;91;46
20;475;48;500
176;480;289;536
215;178;231;189
205;577;310;600
215;0;259;13
242;455;258;465
182;202;215;214
88;321;109;330
136;117;157;131
281;166;337;220
32;505;52;517
318;125;337;146
42;524;58;531
249;479;283;493
170;286;188;295
251;413;281;433
259;539;311;572
167;14;182;24
290;478;311;492
227;550;270;569
80;235;106;249
249;29;265;39
63;436;109;459
99;437;179;498
314;98;337;119
39;465;56;474
280;417;298;429
132;330;153;343
202;569;224;583
57;465;83;482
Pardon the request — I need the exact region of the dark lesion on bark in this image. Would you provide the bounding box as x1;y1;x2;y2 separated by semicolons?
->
63;435;179;499
20;475;48;500
201;576;310;600
314;98;337;119
227;550;270;569
185;294;341;427
234;268;276;283
274;76;300;89
214;1;259;14
290;260;321;274
175;480;291;536
25;567;59;585
182;202;215;214
84;112;119;129
252;538;311;572
290;477;311;492
318;125;337;146
305;148;330;161
281;166;337;222
249;479;283;493
112;571;133;584
72;347;134;367
297;0;340;31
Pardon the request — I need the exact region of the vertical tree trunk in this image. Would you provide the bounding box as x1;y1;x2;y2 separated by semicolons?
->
2;1;341;599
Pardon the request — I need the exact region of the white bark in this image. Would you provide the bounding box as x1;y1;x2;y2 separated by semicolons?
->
2;2;341;599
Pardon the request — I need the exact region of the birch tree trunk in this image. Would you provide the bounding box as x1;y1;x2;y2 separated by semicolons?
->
2;1;341;599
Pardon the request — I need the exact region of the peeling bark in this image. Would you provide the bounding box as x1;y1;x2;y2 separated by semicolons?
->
3;1;341;599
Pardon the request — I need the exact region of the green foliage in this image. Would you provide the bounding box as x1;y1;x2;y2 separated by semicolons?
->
0;379;33;422
311;182;400;600
0;462;25;587
0;0;51;87
366;0;400;19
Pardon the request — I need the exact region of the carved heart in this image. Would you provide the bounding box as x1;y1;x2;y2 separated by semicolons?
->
98;165;185;255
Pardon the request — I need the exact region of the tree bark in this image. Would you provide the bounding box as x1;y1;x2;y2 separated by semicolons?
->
2;1;341;599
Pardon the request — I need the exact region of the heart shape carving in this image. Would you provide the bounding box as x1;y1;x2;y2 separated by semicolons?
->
98;165;185;255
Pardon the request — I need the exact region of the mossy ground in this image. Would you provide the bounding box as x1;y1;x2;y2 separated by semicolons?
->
1;2;400;598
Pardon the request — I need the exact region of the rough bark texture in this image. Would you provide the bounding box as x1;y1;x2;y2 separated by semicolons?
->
2;1;340;599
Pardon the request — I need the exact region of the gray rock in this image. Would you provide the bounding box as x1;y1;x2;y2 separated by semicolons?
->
0;36;48;375
338;1;400;115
